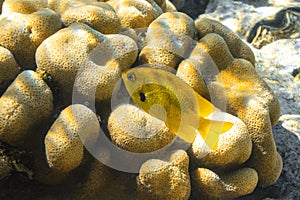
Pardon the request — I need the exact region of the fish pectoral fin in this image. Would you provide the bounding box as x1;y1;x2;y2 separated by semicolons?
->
175;125;198;143
198;118;233;150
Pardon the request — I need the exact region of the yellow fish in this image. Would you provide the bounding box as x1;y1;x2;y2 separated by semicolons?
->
122;67;233;150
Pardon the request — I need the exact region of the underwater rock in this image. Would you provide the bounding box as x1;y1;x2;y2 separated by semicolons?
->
107;0;163;29
202;0;300;49
0;8;62;70
139;12;197;69
0;70;53;145
137;150;191;200
108;104;175;153
0;46;20;94
61;2;122;34
191;167;258;199
45;104;100;173
254;38;300;116
170;0;209;19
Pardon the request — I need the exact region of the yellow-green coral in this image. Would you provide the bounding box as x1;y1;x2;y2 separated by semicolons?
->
0;2;284;198
195;20;282;186
2;0;47;14
189;112;252;171
48;0;100;14
137;150;191;200
107;0;163;28
61;3;122;34
0;8;62;69
139;12;197;69
45;104;100;173
0;46;20;92
36;22;137;104
191;167;258;199
108;104;175;153
195;17;256;66
0;70;53;145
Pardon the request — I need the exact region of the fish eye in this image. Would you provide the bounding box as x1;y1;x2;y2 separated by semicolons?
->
127;72;136;81
139;92;146;102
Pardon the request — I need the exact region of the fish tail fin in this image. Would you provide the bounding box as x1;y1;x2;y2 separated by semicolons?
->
198;118;233;150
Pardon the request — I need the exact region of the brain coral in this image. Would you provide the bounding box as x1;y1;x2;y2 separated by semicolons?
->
0;8;62;69
0;46;20;94
191;167;258;199
107;0;163;28
45;104;100;173
36;23;138;104
139;11;197;69
137;150;191;200
0;70;53;145
108;104;175;153
194;19;282;186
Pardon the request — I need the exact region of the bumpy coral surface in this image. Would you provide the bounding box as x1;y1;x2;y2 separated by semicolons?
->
0;8;62;69
189;112;252;171
108;104;175;153
191;167;258;199
195;17;256;66
107;0;163;28
61;3;122;34
0;70;53;145
137;150;191;200
36;23;138;104
0;0;284;199
139;11;197;69
0;46;20;94
195;19;282;186
45;104;100;173
2;0;47;14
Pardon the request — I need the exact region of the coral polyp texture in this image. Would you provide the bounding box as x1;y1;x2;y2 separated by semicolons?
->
0;0;285;199
194;17;282;187
61;3;122;34
191;167;258;199
139;11;197;69
0;8;62;69
108;104;175;153
0;46;20;94
137;150;191;200
0;70;53;145
189;112;252;171
45;104;100;173
36;22;138;104
107;0;163;28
